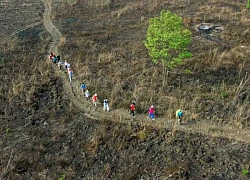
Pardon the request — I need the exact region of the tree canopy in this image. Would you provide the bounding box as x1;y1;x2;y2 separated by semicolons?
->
144;10;192;70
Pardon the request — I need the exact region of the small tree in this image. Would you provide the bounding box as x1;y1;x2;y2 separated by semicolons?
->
144;10;192;85
247;0;250;9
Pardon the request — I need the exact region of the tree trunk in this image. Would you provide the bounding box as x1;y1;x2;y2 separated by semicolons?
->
162;64;168;86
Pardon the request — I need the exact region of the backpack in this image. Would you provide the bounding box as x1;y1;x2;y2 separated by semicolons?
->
178;111;183;117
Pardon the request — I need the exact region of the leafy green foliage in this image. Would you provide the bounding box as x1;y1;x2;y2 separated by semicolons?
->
183;69;193;74
242;169;249;175
6;127;10;133
144;10;192;69
58;173;66;180
247;0;250;9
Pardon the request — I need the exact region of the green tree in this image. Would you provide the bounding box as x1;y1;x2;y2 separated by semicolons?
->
247;0;250;9
144;10;192;85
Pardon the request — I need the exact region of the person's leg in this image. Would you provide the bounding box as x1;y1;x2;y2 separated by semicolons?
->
107;105;109;112
103;104;106;111
152;113;155;120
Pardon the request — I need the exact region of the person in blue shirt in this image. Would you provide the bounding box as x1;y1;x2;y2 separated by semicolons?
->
81;82;86;94
53;55;57;64
69;70;73;83
176;109;183;125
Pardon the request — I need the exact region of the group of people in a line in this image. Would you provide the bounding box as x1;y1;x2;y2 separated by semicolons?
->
49;53;183;124
49;52;73;82
80;82;109;112
129;101;184;124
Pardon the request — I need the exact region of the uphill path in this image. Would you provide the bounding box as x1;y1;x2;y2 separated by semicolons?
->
41;0;250;144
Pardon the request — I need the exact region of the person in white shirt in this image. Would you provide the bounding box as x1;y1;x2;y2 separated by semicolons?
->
103;98;109;112
64;61;69;72
85;90;90;101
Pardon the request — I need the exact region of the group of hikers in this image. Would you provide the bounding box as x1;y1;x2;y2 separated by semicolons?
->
129;101;184;124
49;53;184;124
49;52;73;82
80;82;109;112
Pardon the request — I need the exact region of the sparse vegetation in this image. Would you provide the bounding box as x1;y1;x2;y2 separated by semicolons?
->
0;0;250;179
58;173;66;180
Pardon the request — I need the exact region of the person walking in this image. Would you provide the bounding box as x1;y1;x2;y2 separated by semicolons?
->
58;59;63;70
56;55;60;63
129;101;136;117
103;98;109;112
85;89;90;101
53;54;57;64
49;52;53;61
176;109;183;125
92;93;98;110
68;68;73;83
148;105;155;120
81;82;86;94
64;61;69;72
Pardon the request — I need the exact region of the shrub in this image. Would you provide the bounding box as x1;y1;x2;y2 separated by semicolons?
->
242;169;249;175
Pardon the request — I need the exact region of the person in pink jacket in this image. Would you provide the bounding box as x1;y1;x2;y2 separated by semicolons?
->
148;105;155;120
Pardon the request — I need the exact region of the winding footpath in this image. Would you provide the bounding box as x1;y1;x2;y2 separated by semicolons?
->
41;0;250;144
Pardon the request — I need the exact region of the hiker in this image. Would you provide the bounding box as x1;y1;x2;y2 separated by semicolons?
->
67;64;72;72
68;68;73;83
92;93;98;109
64;61;69;72
81;82;86;94
56;55;60;63
129;101;136;117
103;98;109;112
49;52;53;61
85;89;90;101
58;59;63;70
53;55;57;64
148;105;155;120
176;109;183;125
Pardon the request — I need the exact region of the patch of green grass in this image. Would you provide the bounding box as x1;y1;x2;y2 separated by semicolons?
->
6;127;10;133
220;90;228;99
242;169;249;176
137;129;147;141
58;173;66;180
183;69;193;74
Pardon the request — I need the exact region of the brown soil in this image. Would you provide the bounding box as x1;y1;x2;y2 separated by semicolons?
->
0;0;250;179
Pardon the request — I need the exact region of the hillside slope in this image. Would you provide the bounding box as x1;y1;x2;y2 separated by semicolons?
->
0;0;250;179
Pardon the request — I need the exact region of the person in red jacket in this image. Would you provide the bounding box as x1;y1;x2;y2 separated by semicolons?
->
148;105;155;120
92;93;98;110
129;101;136;117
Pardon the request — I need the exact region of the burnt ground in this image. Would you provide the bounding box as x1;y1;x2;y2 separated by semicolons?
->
0;0;250;179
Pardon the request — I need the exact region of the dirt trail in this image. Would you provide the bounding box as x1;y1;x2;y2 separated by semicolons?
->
41;0;250;144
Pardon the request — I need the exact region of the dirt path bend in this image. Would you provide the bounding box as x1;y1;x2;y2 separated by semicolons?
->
41;0;250;144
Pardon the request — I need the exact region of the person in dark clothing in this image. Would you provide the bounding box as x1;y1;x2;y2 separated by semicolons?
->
57;55;60;63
